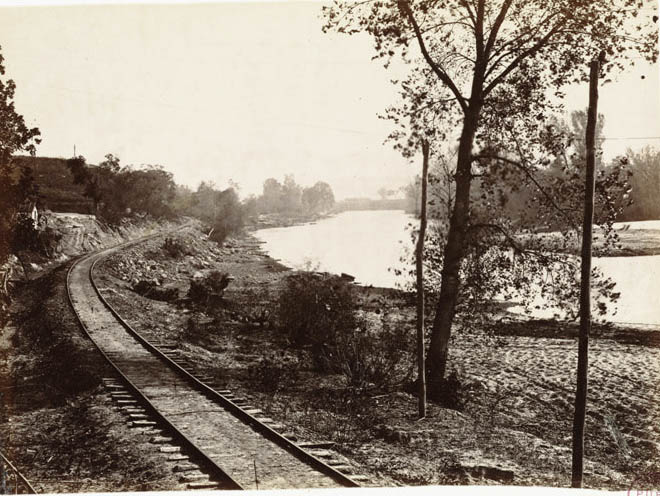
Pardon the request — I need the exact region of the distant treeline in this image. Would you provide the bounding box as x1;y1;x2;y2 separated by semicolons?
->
243;175;335;217
334;197;408;212
617;147;660;222
403;145;660;225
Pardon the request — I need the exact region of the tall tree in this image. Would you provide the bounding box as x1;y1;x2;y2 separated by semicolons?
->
67;155;176;223
0;45;41;268
302;181;335;213
282;174;303;213
260;178;284;213
324;0;657;394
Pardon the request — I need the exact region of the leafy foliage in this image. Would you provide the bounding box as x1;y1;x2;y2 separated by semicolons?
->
335;310;415;389
395;111;628;333
302;181;336;214
256;176;335;215
161;237;190;258
248;355;301;392
174;182;245;244
278;273;357;370
620;147;660;222
277;273;412;388
324;0;657;387
0;46;41;267
66;154;176;224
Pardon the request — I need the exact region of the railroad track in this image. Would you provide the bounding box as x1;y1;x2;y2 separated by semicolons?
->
66;231;363;490
0;451;37;494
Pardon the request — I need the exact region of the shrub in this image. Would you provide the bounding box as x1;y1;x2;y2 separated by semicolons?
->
277;273;414;388
301;388;386;443
241;286;273;327
185;315;202;338
248;355;300;392
277;273;356;371
335;313;414;389
188;271;232;307
162;237;189;258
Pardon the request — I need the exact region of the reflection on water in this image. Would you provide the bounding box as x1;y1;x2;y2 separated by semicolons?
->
255;214;660;326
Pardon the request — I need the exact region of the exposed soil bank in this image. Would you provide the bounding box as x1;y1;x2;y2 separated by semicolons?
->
96;224;660;490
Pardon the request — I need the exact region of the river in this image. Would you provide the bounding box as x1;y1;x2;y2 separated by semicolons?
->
254;211;660;326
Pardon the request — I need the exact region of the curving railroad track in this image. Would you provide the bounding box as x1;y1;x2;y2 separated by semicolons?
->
66;232;362;490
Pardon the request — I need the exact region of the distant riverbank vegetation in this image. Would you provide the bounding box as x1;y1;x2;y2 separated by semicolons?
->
403;137;660;225
10;153;341;245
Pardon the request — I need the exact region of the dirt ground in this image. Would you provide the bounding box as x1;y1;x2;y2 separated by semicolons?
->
93;224;660;490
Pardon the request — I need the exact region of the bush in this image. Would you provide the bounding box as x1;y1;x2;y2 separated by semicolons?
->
242;286;273;327
162;237;189;258
301;387;386;443
277;273;356;371
277;273;414;388
188;271;232;308
335;313;414;389
248;355;300;392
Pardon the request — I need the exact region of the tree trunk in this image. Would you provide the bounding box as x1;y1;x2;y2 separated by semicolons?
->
416;139;430;418
427;105;480;396
571;53;601;489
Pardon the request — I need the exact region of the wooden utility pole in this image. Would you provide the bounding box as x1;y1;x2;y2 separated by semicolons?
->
416;139;430;419
571;52;603;488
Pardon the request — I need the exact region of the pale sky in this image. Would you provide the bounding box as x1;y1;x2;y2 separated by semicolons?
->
0;1;658;200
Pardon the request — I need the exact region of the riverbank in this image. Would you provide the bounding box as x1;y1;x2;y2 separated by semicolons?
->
245;211;332;230
93;224;660;489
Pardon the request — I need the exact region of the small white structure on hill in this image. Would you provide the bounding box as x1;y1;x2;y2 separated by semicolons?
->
19;202;39;227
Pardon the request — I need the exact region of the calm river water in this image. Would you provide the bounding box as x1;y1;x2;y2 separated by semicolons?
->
254;212;660;326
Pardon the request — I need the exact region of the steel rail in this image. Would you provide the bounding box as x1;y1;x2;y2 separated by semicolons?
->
67;228;361;489
66;236;243;490
0;451;38;494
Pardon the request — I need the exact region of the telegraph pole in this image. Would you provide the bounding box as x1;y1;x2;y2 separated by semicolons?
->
571;51;603;488
416;139;429;419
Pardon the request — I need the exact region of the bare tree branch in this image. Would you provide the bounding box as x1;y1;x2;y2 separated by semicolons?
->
483;19;564;96
483;0;514;56
398;0;469;114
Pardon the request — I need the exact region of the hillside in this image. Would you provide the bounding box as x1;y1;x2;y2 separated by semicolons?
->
13;156;94;214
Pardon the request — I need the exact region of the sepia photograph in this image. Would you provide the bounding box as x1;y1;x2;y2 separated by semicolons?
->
0;0;659;493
